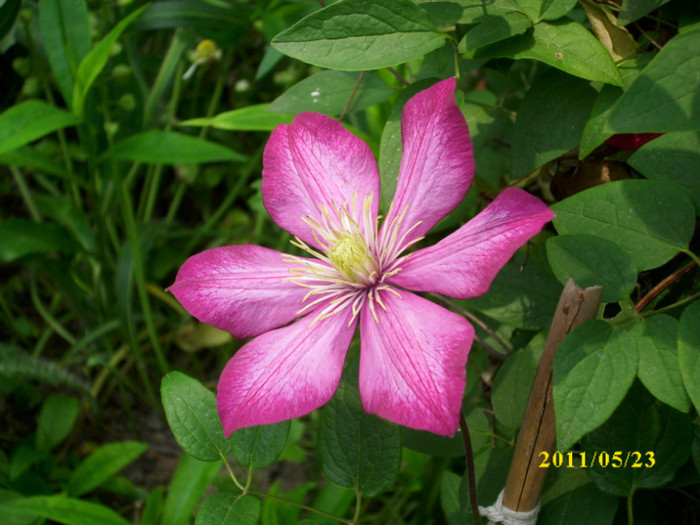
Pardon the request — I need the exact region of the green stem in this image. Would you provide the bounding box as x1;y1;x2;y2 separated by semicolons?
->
627;489;635;525
11;166;42;222
221;454;246;492
29;276;75;345
681;249;700;267
640;292;700;317
352;489;362;523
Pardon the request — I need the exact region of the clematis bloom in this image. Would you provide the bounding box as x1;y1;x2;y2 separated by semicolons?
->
169;78;554;437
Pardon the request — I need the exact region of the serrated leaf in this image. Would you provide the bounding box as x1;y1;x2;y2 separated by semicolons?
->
0;101;81;156
474;20;623;86
161;372;230;462
581;381;692;496
268;70;394;116
554;320;638;451
195;494;260;525
0;495;130;525
551;180;695;271
492;332;546;431
317;366;401;497
679;302;700;415
637;315;690;413
272;0;445;71
72;5;148;117
68;441;148;497
162;453;222;525
102;130;244;164
511;68;597;178
36;395;80;452
231;421;289;469
181;104;293;131
607;27;700;133
628;131;700;214
463;248;561;330
459;12;532;52
546;234;637;302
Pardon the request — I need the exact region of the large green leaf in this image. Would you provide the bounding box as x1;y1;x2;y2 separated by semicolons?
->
636;315;690;413
317;365;401;496
0;495;130;525
0;0;20;41
553;320;638;451
607;27;700;132
267;70;394;116
195;494;260;525
0;101;81;156
474;20;623;86
181;104;293;131
458;12;532;52
231;421;290;469
618;0;670;25
511;69;597;178
38;0;91;105
272;0;445;70
161;371;231;462
72;5;148;117
538;474;617;525
161;454;222;525
102;130;244;164
68;441;148;497
679;302;700;415
581;381;692;496
546;234;637;303
628;131;700;214
551;180;695;271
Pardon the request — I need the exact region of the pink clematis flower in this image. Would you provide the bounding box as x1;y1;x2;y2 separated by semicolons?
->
169;78;554;437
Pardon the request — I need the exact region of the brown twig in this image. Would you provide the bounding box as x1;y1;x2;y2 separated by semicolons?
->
339;71;365;121
387;67;410;86
460;413;482;525
636;260;698;312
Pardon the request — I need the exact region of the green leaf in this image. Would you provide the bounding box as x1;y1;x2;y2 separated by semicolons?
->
0;0;20;41
0;100;81;156
474;20;623;86
231;421;290;469
36;394;80;452
181;104;293;131
607;27;700;132
459;12;532;52
272;0;445;71
102;130;244;164
195;494;260;525
261;480;316;525
554;320;638;451
38;0;92;105
492;332;546;431
0;495;130;525
68;441;148;497
0;146;73;180
546;234;637;302
463;247;561;330
628;132;700;214
581;381;692;496
0;218;79;262
161;371;231;462
511;69;597;178
72;5;148;117
317;364;401;497
131;1;249;33
551;180;695;271
440;470;469;525
538;476;617;525
140;487;164;525
679;302;700;415
618;0;670;26
161;453;221;525
539;0;578;21
637;315;690;413
267;71;394;116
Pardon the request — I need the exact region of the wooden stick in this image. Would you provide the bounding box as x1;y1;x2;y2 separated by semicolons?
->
499;279;602;517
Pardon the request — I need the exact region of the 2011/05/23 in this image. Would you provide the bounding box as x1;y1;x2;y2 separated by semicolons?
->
538;450;656;469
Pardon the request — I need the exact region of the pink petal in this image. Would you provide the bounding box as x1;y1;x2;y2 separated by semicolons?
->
380;78;475;248
217;310;356;435
168;244;309;339
389;187;554;299
262;113;380;248
359;288;473;436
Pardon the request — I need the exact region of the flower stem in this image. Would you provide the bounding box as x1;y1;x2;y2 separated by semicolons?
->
460;412;482;525
220;453;246;493
352;488;362;523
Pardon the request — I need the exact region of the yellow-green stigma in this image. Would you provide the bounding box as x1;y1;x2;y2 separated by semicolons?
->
327;234;375;283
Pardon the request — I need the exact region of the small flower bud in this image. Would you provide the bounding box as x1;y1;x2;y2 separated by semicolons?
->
104;121;119;138
12;57;31;77
111;64;131;81
21;77;40;97
118;93;136;111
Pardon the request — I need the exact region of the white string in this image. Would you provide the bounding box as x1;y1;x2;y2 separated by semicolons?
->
478;489;540;525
